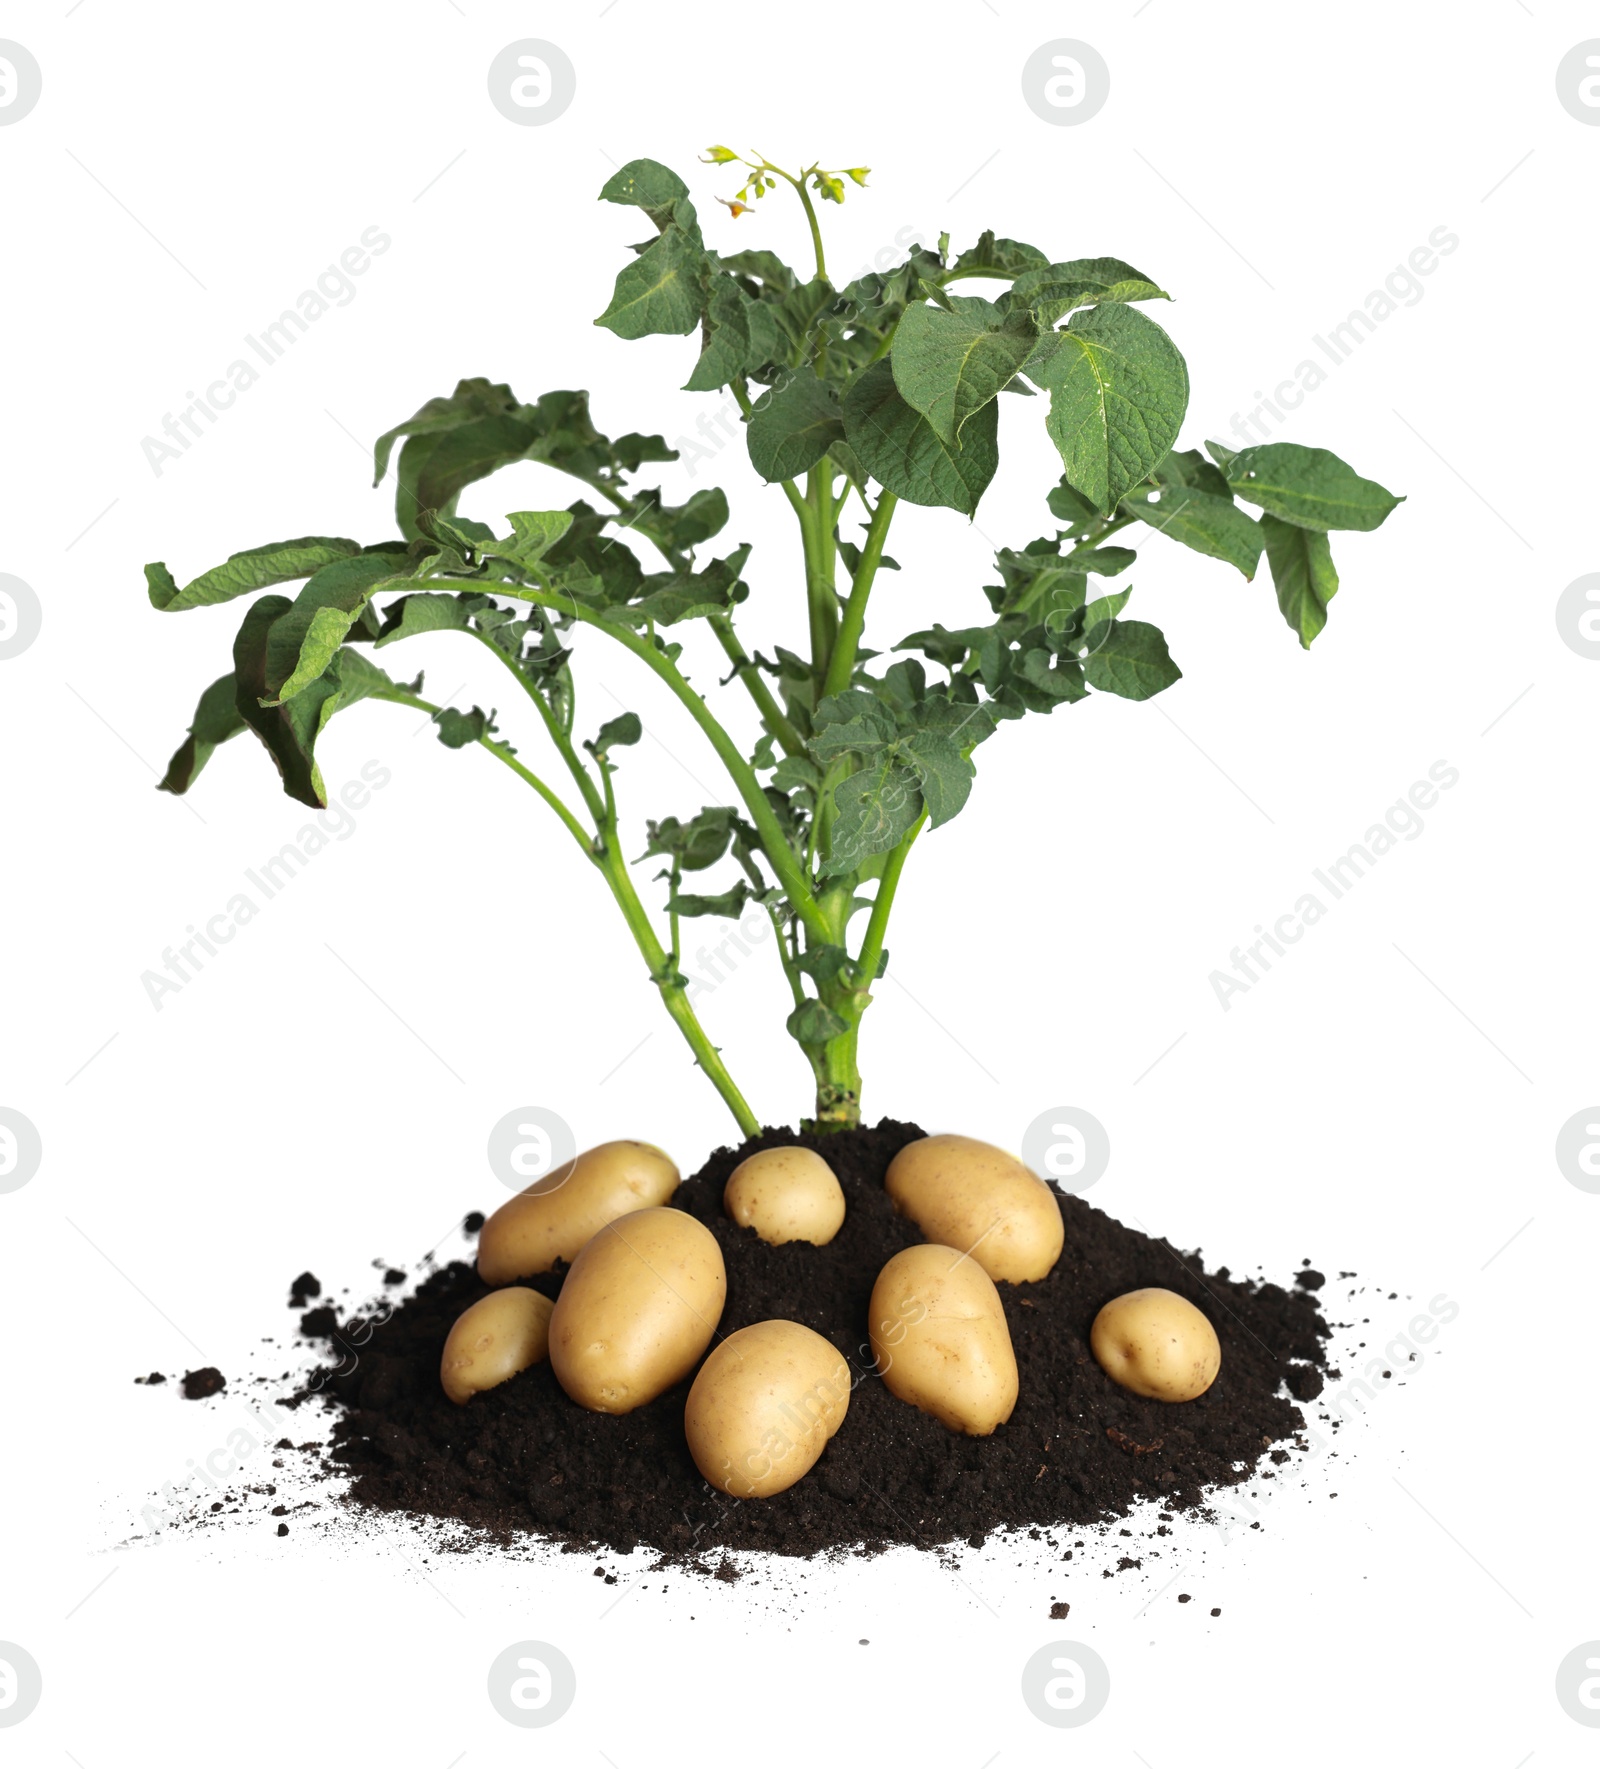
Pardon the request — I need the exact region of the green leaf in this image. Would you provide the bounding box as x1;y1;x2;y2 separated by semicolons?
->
596;223;707;339
623;548;750;627
896;729;972;827
771;755;823;795
796;943;853;985
808;688;898;762
1082;618;1181;700
1073;545;1137;576
231;596;340;808
374;593;475;647
1260;513;1340;647
158;673;246;794
786;999;850;1045
1154;446;1232;501
826;754;921;872
642;807;741;872
378;385;675;540
146;537;360;612
494;509;575;567
1029;303;1189;514
373;378;519;486
260;553;413;706
586;712;642;756
624;487;729;557
599;158;689;226
1225;443;1403;533
1007;258;1169;325
890;295;1039;446
685;276;783;392
672;884;751;920
842;359;998;517
746;374;844;482
434;705;493;749
1122;485;1264;578
331;646;413;709
950;232;1049;279
1046;478;1099;526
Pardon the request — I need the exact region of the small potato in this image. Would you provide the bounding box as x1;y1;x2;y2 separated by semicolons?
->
685;1320;851;1498
884;1133;1064;1284
724;1146;846;1247
478;1140;679;1285
440;1287;554;1406
1090;1287;1221;1402
549;1207;726;1414
869;1243;1018;1436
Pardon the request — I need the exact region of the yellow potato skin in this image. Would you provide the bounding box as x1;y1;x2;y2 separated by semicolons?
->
868;1243;1019;1436
477;1140;679;1284
723;1146;846;1247
1090;1287;1221;1402
440;1287;554;1406
884;1133;1064;1284
548;1206;726;1414
685;1320;851;1498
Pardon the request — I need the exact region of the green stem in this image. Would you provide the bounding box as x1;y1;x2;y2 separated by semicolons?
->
373;683;760;1139
708;614;805;758
852;811;924;997
823;489;897;699
500;584;833;947
467;628;605;823
374;686;596;856
594;841;761;1139
805;463;839;681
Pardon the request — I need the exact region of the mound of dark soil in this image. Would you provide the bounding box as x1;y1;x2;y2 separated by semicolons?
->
299;1120;1328;1559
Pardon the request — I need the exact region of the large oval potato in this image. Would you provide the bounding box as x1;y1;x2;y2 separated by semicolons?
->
478;1140;679;1284
1090;1287;1221;1402
685;1320;851;1498
440;1287;553;1405
884;1133;1063;1283
868;1243;1018;1435
548;1206;726;1414
723;1146;846;1247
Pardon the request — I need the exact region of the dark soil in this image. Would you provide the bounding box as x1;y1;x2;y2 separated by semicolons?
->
298;1120;1328;1559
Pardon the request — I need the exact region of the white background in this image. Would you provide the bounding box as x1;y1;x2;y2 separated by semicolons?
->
2;0;1597;1761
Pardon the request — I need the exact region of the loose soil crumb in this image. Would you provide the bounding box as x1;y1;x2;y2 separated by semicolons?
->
182;1367;225;1400
286;1120;1328;1560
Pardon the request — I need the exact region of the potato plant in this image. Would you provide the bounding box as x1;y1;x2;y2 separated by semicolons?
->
147;151;1401;1136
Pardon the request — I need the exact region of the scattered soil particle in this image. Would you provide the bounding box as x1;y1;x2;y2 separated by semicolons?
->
1050;1601;1070;1619
296;1120;1328;1560
1295;1269;1326;1292
1211;1607;1222;1617
1285;1364;1325;1403
289;1272;321;1306
462;1211;486;1235
383;1269;407;1287
181;1367;225;1400
134;1372;166;1386
1178;1592;1191;1603
276;1522;289;1537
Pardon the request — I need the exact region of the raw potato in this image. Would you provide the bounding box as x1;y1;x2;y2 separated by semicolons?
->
723;1146;846;1247
477;1140;679;1284
868;1243;1018;1436
1090;1287;1221;1402
884;1133;1064;1283
548;1206;726;1414
440;1287;554;1406
685;1319;851;1498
